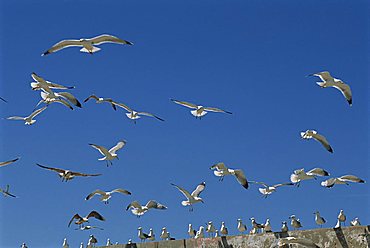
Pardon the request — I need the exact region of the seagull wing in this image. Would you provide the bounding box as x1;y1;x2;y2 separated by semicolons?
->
126;201;142;210
85;190;106;200
70;171;102;177
273;182;295;188
5;190;17;198
90;34;133;45
42;39;82;56
332;82;352;106
170;99;198;109
314;71;333;82
112;102;132;112
29;106;48;119
204;107;232;114
89;144;110;156
339;175;365;183
53;99;74;110
47;81;75;90
56;92;82;108
171;183;192;200
307;168;330;177
138;112;165;121
0;96;7;103
68;214;83;227
210;162;228;171
191;182;206;197
36;163;65;173
249;181;269;187
311;132;333;153
108;140;126;154
84;95;99;102
7;116;25;120
233;170;248;189
145;200;167;210
111;188;131;195
87;211;105;221
0;157;20;167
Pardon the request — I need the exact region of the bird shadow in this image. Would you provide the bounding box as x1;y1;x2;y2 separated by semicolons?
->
333;227;349;248
217;236;234;248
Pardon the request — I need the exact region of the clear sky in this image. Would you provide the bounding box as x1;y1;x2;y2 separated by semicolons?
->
0;0;369;247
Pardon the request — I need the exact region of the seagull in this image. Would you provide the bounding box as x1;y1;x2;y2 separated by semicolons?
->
68;210;105;228
290;167;330;186
350;217;361;226
30;72;75;91
250;217;264;233
0;157;20;167
278;237;319;248
42;34;133;56
170;99;232;119
126;200;167;217
7;106;48;125
88;235;98;247
263;219;272;232
214;230;219;238
249;227;258;234
194;226;204;239
321;175;365;188
171;182;206;211
337;210;346;225
237;219;247;234
21;243;28;248
289;215;302;230
281;221;288;232
106;238;112;246
249;181;293;197
112;102;164;123
75;225;104;231
89;140;127;166
0;185;17;198
62;238;69;248
137;227;150;242
85;188;131;204
148;228;155;241
84;95;117;110
79;242;84;248
210;162;248;189
188;224;196;238
309;71;352;106
314;211;326;227
300;130;333;153
334;219;341;228
220;222;228;236
206;221;216;237
160;227;169;240
36;90;82;109
36;163;101;182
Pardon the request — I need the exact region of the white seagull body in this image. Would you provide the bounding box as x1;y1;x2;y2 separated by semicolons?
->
220;222;228;236
160;227;169;240
350;218;361;226
250;181;293;197
7;106;47;125
301;130;333;153
85;188;131;204
171;182;206;211
263;219;272;232
171;99;232;118
75;225;104;231
113;102;164;123
148;228;155;241
36;163;101;182
62;238;69;248
188;224;196;238
37;91;78;110
309;71;352;106
84;95;117;110
0;157;20;167
137;227;150;242
89;140;126;166
210;162;248;189
42;34;133;56
194;226;204;239
338;210;346;225
321;175;365;188
126;200;167;217
290;167;330;186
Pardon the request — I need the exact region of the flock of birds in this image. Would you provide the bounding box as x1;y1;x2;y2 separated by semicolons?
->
0;34;366;247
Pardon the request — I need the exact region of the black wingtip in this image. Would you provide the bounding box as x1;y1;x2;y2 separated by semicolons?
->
243;183;249;189
328;147;334;153
41;51;49;56
348;99;352;106
76;101;82;108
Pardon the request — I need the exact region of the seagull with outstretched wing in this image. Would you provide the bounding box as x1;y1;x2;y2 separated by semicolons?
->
36;163;101;182
171;99;232;119
249;181;293;197
210;162;248;189
84;94;117;110
171;182;206;211
113;102;164;123
301;130;333;153
321;174;365;188
68;210;105;228
0;157;20;167
89;140;126;166
126;200;167;217
0;185;17;198
7;106;48;125
85;188;131;204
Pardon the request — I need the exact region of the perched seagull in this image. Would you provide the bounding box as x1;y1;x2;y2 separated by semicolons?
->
237;219;247;234
106;238;112;246
281;221;288;232
350;217;361;226
79;242;84;248
170;99;232;119
314;211;326;227
210;162;248;189
160;227;169;240
42;34;133;56
137;227;150;242
113;102;164;123
300;130;333;153
290;167;330;186
249;181;293;197
30;72;75;91
88;235;98;247
206;221;216;237
85;188;131;204
220;222;228;236
249;227;258;234
21;243;28;248
36;163;101;182
68;210;105;228
0;157;20;167
0;96;7;103
289;215;302;230
250;218;264;233
263;219;272;233
148;228;155;241
84;95;117;110
75;225;104;231
337;210;346;225
334;219;341;228
214;230;219;238
0;185;17;198
194;226;204;239
171;182;206;211
188;224;196;238
278;237;319;248
62;238;69;248
321;175;365;188
309;71;352;106
126;200;167;217
89;140;126;166
7;106;48;125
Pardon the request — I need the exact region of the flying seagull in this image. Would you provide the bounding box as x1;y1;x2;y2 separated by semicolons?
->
210;162;248;189
85;188;131;204
36;163;101;182
126;200;167;217
75;225;104;231
84;95;117;110
301;130;333;153
31;72;75;91
278;237;319;248
112;102;164;123
7;106;48;125
42;34;133;56
290;167;330;186
0;185;17;198
0;96;7;103
68;210;105;227
170;99;232;119
36;90;82;110
249;181;293;197
89;140;126;166
321;175;365;188
171;182;206;211
309;71;352;106
314;211;326;227
0;157;20;167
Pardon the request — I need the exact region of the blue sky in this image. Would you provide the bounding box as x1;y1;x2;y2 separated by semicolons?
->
0;0;369;247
